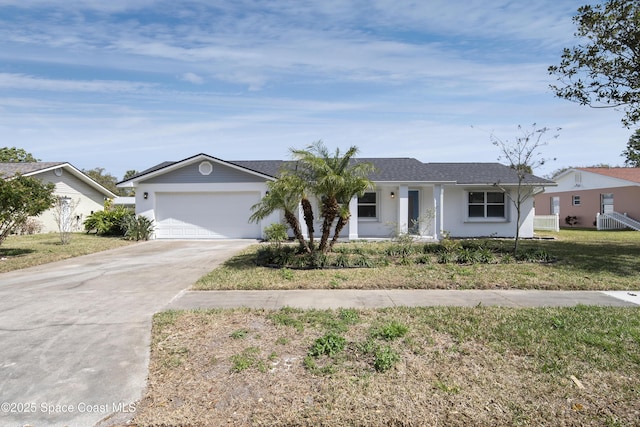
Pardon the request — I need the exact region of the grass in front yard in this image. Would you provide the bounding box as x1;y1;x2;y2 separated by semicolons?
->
131;306;640;426
195;230;640;291
0;233;135;273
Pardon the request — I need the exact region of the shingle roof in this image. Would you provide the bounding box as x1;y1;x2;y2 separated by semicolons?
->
578;167;640;184
121;156;553;186
424;163;554;185
229;160;290;178
0;162;66;178
231;158;435;182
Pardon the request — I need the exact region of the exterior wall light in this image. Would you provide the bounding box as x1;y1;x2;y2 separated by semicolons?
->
143;192;149;199
390;192;395;198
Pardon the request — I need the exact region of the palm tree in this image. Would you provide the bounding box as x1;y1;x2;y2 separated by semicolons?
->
249;173;310;253
329;168;375;250
291;141;374;253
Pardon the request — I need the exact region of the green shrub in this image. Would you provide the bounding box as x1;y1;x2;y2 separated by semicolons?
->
438;238;461;254
122;215;154;241
456;247;480;264
335;253;351;268
84;205;133;236
264;223;288;244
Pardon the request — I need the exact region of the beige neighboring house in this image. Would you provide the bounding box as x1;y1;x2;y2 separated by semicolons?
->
0;162;117;233
534;167;640;230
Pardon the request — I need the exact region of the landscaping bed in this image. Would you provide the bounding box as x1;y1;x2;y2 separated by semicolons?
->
195;230;640;291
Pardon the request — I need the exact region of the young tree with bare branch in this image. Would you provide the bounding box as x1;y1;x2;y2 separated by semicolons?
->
490;124;560;255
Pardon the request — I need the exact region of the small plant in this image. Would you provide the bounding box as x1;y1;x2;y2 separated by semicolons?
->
264;223;288;245
230;347;264;372
308;333;346;358
334;253;351;268
456;247;479;264
373;345;400;372
122;215;155;241
338;308;360;325
437;251;456;264
565;215;579;227
477;247;496;263
14;218;43;235
434;379;461;394
275;337;290;345
280;268;294;280
439;238;461;254
371;321;409;341
269;309;304;333
230;329;249;339
353;255;374;268
415;254;432;264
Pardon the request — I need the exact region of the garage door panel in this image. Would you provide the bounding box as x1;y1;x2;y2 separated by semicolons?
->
155;192;260;239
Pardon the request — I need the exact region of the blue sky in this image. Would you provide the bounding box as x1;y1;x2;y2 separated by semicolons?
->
0;0;632;179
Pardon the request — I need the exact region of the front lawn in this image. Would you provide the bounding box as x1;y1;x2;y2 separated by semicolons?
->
130;306;640;426
0;233;136;273
195;230;640;291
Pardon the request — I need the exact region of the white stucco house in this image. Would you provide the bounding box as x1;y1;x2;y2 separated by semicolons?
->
117;153;555;240
0;162;117;233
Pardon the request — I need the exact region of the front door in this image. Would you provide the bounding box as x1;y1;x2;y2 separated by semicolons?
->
601;193;614;213
408;190;420;234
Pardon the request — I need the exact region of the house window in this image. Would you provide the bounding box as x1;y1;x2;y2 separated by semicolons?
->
572;195;581;206
468;191;505;219
358;192;377;219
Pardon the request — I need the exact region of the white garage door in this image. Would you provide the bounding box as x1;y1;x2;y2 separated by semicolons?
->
155;192;261;239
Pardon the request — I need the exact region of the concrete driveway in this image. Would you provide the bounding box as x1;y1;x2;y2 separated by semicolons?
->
0;240;253;427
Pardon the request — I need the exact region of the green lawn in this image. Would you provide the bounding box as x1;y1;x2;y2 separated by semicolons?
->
0;233;136;273
195;229;640;291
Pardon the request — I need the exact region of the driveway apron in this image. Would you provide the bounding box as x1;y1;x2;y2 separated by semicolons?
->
0;240;253;427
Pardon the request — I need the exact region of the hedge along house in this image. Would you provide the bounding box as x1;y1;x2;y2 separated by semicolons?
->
0;162;117;233
117;153;555;240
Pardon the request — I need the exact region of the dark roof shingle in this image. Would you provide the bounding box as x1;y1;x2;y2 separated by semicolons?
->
121;155;553;186
0;162;66;178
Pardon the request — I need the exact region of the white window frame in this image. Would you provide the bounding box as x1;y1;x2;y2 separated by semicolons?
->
572;195;581;206
465;190;508;222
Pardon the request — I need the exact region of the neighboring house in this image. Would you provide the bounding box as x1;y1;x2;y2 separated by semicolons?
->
534;167;640;229
118;153;554;241
0;162;117;233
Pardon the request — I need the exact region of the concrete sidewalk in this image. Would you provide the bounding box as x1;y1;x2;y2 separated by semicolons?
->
168;289;640;310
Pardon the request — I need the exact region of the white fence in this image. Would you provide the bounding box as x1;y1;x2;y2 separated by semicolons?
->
533;214;559;232
596;212;640;231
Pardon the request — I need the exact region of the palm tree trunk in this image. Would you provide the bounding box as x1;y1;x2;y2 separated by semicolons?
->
301;198;315;251
284;210;310;253
319;197;339;252
329;212;349;250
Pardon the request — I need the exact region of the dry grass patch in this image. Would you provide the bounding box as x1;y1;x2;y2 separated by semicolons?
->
0;233;135;273
195;230;640;291
130;306;640;426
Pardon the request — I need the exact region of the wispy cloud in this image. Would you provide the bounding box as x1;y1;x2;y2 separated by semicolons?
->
179;72;204;84
0;0;629;179
0;73;156;92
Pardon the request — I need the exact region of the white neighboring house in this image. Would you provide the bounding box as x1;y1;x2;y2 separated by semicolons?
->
117;153;555;240
0;162;117;233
